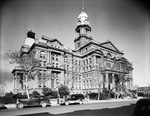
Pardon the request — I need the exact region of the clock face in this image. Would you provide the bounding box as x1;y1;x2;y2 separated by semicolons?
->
81;17;86;22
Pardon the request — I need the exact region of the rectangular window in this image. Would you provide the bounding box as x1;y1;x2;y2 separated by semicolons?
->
96;57;99;63
43;61;47;67
103;75;106;82
89;58;91;63
83;60;85;65
89;65;91;70
56;73;58;78
86;59;88;64
78;42;80;47
83;67;85;72
56;54;58;61
75;60;77;65
52;63;54;67
56;63;58;68
39;60;42;67
86;66;88;71
52;55;54;60
106;62;111;68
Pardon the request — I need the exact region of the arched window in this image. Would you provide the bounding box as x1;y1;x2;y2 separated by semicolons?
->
107;53;111;58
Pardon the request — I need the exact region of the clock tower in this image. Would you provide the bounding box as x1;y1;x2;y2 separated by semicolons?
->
74;8;92;50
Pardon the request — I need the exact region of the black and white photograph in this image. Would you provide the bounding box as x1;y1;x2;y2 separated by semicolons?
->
0;0;149;116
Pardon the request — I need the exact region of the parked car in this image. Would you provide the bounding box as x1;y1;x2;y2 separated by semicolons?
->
60;94;85;106
132;98;150;116
16;95;51;108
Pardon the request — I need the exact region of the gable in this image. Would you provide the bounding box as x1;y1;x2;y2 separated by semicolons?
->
50;39;63;48
100;41;120;53
41;36;63;47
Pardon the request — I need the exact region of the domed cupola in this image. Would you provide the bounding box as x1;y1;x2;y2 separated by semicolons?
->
75;8;91;34
77;8;89;26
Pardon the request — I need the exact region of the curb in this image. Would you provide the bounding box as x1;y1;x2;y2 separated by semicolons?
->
84;98;138;104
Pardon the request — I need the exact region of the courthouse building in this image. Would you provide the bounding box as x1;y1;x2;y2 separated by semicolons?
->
12;8;133;95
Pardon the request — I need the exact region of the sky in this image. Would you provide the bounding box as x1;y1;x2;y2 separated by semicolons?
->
0;0;149;92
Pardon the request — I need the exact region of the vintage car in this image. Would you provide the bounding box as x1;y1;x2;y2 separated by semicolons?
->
132;97;150;116
60;94;85;106
16;95;51;108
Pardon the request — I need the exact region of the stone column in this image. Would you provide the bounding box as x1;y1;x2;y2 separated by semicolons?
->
47;51;50;63
60;71;64;85
46;69;51;88
105;73;108;89
92;55;96;70
112;73;115;90
61;53;64;69
49;51;51;64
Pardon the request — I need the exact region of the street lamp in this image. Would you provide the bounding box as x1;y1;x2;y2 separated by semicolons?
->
56;79;60;104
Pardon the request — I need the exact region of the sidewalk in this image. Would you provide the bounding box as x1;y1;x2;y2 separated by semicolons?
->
84;98;138;104
51;98;138;106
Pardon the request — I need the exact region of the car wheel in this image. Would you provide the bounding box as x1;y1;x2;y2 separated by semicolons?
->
17;103;24;108
41;101;47;107
65;101;69;106
79;100;83;105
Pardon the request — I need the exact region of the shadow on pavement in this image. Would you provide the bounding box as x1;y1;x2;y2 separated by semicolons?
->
17;112;53;116
17;104;135;116
0;106;7;110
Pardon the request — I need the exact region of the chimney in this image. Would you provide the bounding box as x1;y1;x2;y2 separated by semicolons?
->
27;30;35;39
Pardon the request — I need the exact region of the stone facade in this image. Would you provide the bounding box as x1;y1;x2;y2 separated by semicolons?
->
12;9;133;95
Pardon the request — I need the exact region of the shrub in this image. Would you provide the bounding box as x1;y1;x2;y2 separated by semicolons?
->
99;89;113;100
50;91;57;98
58;85;69;98
42;87;58;98
89;89;115;100
32;90;40;96
89;93;98;100
0;92;16;104
42;87;53;96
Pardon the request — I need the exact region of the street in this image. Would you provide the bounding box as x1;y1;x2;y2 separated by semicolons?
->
0;100;137;116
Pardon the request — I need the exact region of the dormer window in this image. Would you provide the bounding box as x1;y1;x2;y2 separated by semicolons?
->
40;51;46;58
78;42;80;47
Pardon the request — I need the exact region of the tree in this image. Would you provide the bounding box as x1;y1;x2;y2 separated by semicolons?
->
4;50;40;99
0;82;6;96
58;85;69;98
96;71;103;100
